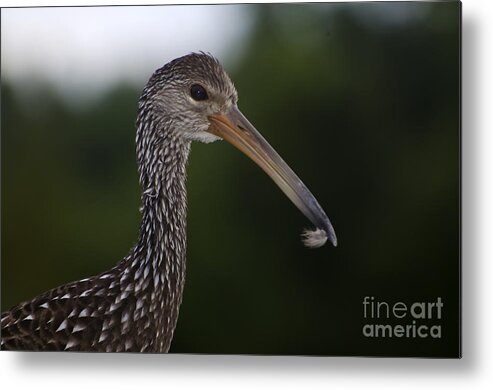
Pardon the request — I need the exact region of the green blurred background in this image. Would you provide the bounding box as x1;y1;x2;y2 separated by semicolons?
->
1;2;460;357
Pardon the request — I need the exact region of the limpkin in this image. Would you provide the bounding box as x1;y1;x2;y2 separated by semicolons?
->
1;53;336;352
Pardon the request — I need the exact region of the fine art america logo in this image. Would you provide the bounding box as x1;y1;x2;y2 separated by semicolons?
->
362;296;443;339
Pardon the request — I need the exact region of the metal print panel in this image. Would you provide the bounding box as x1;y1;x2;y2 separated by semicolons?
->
0;1;461;357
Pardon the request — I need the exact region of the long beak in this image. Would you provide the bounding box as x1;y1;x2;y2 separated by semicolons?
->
207;105;337;248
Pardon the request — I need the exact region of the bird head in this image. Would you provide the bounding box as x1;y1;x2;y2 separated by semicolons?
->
140;52;337;248
142;52;237;144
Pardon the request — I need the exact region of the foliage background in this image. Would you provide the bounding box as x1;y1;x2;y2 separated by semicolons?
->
1;2;460;357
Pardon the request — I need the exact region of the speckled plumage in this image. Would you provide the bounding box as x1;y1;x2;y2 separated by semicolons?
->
1;53;232;352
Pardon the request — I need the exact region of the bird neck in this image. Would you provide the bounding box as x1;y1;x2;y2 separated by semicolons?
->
118;109;191;351
134;129;190;285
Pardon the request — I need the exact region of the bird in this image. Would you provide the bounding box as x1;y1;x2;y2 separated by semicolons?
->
1;52;337;352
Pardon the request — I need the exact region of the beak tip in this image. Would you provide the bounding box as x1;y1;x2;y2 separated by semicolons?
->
327;225;338;247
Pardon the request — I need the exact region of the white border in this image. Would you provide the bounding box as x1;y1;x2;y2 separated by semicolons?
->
1;0;492;389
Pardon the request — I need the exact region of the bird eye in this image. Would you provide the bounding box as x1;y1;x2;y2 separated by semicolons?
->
190;84;208;101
